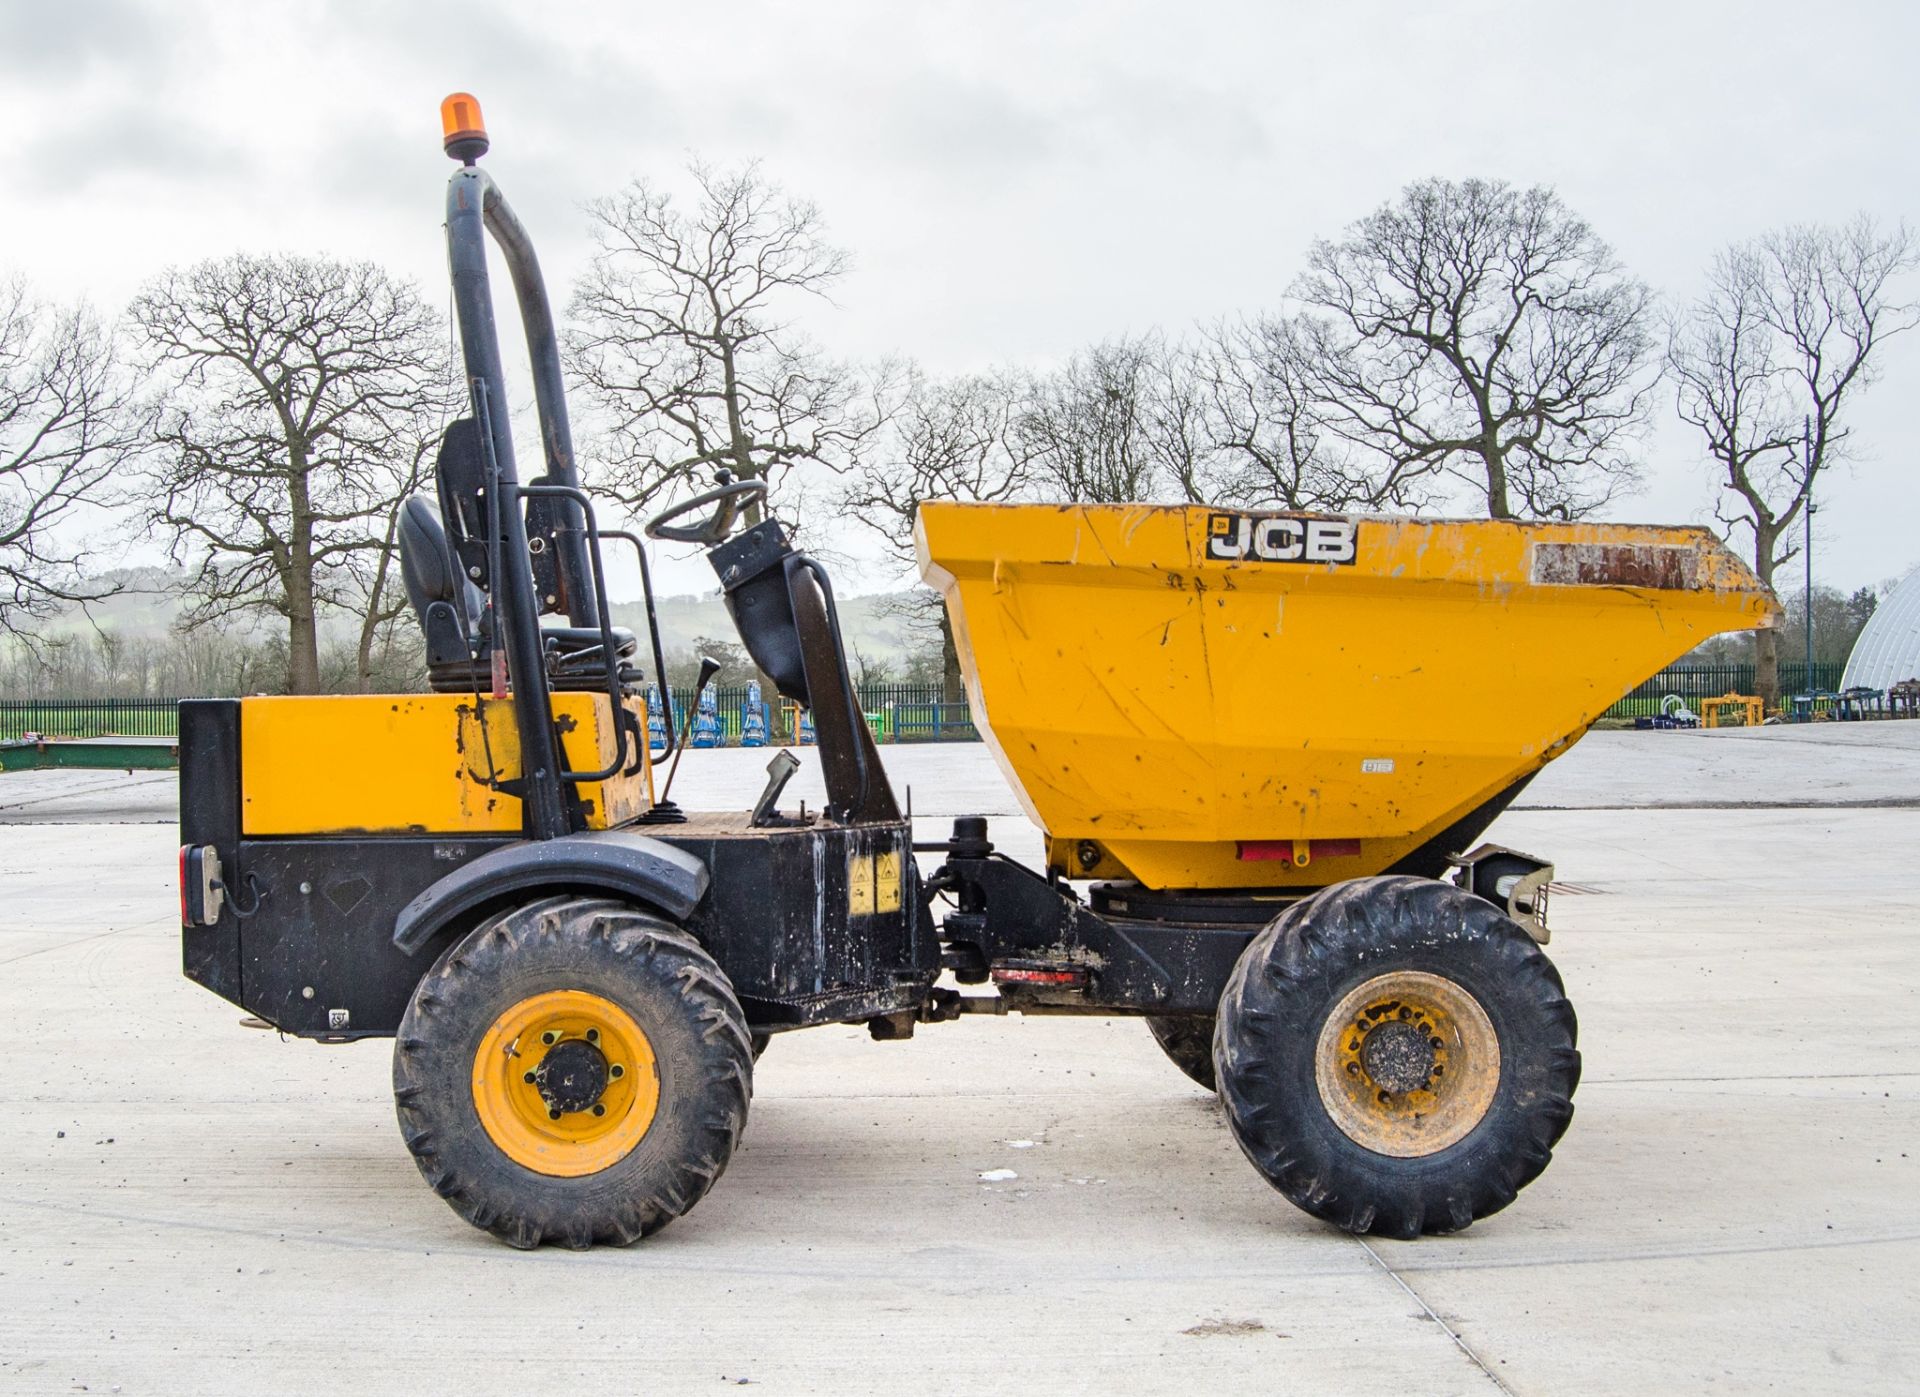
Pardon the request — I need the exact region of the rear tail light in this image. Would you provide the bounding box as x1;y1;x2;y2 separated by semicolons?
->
180;845;226;926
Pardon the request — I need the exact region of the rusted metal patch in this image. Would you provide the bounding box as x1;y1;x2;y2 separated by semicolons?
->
1532;542;1698;590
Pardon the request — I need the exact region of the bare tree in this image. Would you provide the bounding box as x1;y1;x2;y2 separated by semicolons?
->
131;255;454;695
1780;583;1881;668
568;160;881;524
1668;216;1917;703
344;423;442;692
842;366;1037;697
1286;178;1656;519
1197;315;1438;511
1136;339;1218;506
1017;334;1193;503
0;281;143;637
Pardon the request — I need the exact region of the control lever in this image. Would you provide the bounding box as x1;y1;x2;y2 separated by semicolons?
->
750;750;803;828
657;655;720;807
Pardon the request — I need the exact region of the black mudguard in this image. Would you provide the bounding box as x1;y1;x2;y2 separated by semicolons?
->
393;830;709;956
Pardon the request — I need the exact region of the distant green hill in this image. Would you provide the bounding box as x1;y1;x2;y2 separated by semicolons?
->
612;592;933;671
31;568;220;641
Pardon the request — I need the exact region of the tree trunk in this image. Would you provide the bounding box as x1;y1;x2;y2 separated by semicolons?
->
284;459;322;695
286;604;321;695
357;508;403;692
938;605;963;704
356;621;378;692
1481;438;1512;519
1751;522;1782;711
1753;624;1780;712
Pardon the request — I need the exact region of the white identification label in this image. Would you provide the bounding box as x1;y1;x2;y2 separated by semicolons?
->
1361;758;1395;774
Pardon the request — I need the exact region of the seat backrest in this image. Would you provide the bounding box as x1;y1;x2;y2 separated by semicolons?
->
399;496;454;612
399;496;485;650
435;418;491;591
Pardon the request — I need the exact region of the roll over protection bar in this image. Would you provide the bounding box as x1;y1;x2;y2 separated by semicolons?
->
443;160;601;840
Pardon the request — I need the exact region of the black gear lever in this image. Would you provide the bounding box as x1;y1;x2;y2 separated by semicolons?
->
657;655;722;807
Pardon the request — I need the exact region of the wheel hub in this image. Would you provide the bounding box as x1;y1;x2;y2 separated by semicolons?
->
1358;1018;1437;1094
1314;970;1502;1159
470;989;660;1177
532;1037;609;1115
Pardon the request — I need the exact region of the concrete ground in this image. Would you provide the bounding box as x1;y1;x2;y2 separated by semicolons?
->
1;724;1917;1394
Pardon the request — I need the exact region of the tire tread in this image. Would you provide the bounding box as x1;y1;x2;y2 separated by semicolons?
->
1215;875;1579;1237
393;896;751;1250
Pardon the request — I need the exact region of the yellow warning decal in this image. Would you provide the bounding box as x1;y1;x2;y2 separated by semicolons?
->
848;847;905;917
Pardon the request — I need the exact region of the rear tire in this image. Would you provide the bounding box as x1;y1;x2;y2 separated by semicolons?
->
1145;1015;1217;1090
1214;875;1578;1238
394;895;752;1249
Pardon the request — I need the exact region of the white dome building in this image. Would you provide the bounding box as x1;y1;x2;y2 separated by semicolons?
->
1842;566;1920;690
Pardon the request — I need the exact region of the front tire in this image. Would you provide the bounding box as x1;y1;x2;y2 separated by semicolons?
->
394;895;752;1249
1214;876;1578;1238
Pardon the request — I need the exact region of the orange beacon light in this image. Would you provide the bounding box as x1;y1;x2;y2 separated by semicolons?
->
441;93;489;163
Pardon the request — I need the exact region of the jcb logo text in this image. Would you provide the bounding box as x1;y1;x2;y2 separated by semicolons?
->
1205;513;1358;565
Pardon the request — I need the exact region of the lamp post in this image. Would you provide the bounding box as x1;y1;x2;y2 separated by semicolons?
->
1800;415;1815;698
1804;495;1816;687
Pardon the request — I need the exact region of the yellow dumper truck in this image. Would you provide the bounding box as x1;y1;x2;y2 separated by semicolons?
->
174;97;1777;1248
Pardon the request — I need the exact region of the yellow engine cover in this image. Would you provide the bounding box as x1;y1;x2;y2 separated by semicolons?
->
917;503;1778;890
238;692;652;836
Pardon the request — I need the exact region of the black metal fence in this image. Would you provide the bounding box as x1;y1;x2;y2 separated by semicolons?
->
1602;663;1846;719
0;698;181;741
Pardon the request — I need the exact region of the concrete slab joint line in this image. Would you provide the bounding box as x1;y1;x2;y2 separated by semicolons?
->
1359;1237;1516;1395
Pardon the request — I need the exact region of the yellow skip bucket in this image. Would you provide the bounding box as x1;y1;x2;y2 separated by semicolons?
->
917;503;1777;891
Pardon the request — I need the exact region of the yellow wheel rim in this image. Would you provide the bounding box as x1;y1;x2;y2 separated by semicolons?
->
471;990;660;1178
1314;970;1500;1159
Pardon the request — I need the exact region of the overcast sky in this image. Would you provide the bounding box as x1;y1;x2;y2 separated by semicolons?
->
4;0;1916;596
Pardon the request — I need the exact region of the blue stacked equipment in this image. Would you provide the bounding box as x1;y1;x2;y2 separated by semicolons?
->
691;685;723;748
797;708;815;745
740;681;768;747
645;684;669;754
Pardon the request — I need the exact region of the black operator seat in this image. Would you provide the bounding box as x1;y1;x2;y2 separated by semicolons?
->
396;495;640;694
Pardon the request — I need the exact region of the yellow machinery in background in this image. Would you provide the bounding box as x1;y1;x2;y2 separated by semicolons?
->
1699;692;1766;729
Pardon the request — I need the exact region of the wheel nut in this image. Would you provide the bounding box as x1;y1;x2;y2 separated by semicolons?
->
591;1104;606;1117
585;1028;600;1044
548;1108;562;1121
609;1064;625;1079
541;1031;558;1045
522;1070;536;1084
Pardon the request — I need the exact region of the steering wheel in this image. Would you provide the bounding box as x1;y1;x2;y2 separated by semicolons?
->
644;476;769;545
